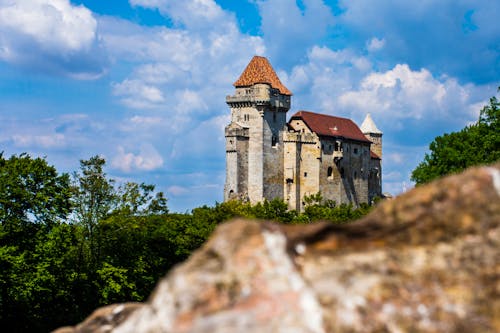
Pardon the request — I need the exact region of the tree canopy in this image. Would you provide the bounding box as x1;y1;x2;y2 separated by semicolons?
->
411;88;500;184
0;154;373;331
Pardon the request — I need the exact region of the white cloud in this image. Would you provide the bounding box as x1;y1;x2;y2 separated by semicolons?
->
366;37;385;52
12;133;65;148
338;64;479;123
112;79;165;109
130;0;232;31
0;0;96;52
0;0;106;78
112;144;164;172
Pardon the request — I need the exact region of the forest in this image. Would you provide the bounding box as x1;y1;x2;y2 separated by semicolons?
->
0;154;371;331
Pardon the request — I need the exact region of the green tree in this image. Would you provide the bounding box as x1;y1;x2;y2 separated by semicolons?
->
0;154;76;331
412;88;500;184
0;153;71;226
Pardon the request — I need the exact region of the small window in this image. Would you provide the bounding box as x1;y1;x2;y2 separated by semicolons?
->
272;135;277;147
354;171;357;179
327;167;333;178
304;172;308;177
340;168;345;178
354;148;358;155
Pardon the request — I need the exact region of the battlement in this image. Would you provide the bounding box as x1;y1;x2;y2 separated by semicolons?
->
283;131;317;144
226;85;291;109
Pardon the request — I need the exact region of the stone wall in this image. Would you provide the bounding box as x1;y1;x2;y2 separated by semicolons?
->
225;84;290;205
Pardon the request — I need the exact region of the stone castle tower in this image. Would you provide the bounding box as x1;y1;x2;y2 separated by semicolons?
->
225;56;382;210
224;56;292;203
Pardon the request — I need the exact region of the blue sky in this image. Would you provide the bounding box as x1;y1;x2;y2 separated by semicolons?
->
0;0;498;212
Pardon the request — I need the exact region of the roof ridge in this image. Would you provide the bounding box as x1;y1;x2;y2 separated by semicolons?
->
295;110;353;121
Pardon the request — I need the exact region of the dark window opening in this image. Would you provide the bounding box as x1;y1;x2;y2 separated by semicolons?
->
286;178;293;184
272;135;277;147
304;172;308;177
327;167;333;178
354;148;358;154
340;168;345;178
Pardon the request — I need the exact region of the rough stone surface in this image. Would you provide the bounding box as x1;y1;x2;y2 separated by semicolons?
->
55;163;500;333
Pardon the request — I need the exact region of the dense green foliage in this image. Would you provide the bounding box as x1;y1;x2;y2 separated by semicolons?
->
412;89;500;184
0;154;373;331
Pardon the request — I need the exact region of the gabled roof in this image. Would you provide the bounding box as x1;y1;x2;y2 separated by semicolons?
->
360;113;382;134
290;110;371;143
234;56;292;96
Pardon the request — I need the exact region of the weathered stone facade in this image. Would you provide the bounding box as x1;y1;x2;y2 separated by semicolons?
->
224;56;382;211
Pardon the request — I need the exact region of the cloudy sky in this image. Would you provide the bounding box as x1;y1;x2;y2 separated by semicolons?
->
0;0;498;212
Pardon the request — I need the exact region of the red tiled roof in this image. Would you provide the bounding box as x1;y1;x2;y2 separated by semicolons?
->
234;56;292;96
370;151;381;159
290;110;371;143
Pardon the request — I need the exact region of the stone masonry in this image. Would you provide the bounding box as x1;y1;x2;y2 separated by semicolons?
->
224;56;382;211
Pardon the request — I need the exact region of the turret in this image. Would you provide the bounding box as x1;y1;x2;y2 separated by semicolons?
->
360;113;383;158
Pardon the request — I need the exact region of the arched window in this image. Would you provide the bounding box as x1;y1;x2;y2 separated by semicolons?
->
327;166;333;178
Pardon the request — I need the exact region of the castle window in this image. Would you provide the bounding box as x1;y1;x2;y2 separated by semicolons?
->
244;114;249;121
340;168;345;178
354;171;357;179
272;135;277;147
327;167;333;178
304;172;308;177
354;148;358;155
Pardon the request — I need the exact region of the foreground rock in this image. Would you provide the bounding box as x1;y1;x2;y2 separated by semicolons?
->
55;164;500;333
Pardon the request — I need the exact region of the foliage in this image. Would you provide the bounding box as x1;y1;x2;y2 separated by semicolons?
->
412;88;500;184
0;154;374;331
0;153;71;226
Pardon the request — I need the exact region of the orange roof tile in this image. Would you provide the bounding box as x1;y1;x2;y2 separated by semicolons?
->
234;56;292;96
290;111;371;143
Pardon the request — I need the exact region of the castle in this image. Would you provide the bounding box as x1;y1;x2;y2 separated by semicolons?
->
224;56;382;211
